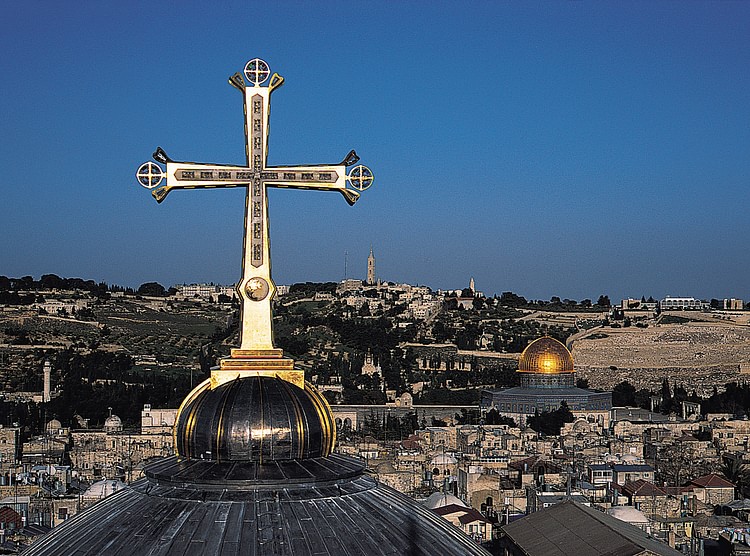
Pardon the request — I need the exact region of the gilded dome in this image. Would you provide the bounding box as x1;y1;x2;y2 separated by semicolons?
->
517;337;574;374
174;376;335;462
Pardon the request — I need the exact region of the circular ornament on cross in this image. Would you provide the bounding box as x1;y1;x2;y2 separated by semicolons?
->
244;277;270;301
136;162;165;189
244;58;270;86
347;165;374;191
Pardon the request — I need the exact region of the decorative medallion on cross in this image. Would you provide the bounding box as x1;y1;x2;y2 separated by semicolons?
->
135;58;373;389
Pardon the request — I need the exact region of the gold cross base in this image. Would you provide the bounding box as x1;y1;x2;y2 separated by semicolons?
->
211;348;304;389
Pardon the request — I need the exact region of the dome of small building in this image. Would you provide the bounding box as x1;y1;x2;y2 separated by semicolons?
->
82;478;127;500
103;414;122;433
375;460;397;474
430;453;458;466
45;419;62;432
607;506;649;525
517;337;574;374
174;376;335;462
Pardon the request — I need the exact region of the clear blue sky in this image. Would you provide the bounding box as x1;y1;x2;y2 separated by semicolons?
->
1;1;748;303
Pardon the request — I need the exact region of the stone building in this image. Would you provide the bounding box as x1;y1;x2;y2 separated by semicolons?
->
0;426;20;466
688;474;735;506
69;425;173;482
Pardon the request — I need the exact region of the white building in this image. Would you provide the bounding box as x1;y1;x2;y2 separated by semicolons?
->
175;284;235;302
660;296;708;311
723;298;744;310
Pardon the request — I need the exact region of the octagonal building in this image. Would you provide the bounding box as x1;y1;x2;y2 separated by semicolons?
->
480;337;612;424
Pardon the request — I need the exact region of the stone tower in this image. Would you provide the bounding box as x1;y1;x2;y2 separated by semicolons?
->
367;246;376;285
42;360;51;403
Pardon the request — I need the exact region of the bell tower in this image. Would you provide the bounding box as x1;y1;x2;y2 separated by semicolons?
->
367;246;376;285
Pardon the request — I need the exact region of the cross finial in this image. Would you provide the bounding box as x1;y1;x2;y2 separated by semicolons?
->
135;58;373;389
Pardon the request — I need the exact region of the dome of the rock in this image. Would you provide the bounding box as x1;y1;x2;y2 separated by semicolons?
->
481;335;612;425
517;336;574;374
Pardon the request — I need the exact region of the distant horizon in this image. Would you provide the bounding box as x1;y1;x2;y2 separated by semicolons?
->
2;270;744;306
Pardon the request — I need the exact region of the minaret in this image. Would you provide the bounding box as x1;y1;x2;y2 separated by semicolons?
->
367;246;376;285
469;277;475;294
42;360;51;403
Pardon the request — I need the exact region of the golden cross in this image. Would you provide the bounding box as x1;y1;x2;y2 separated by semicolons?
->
136;58;372;388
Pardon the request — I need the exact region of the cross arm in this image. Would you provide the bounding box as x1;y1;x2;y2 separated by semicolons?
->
264;164;359;205
151;162;254;203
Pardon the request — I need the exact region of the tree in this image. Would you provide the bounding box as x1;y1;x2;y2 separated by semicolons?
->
137;282;166;297
596;295;611;308
499;291;527;308
660;378;673;414
40;274;65;290
612;381;636;406
720;456;750;499
484;408;517;427
527;402;574;436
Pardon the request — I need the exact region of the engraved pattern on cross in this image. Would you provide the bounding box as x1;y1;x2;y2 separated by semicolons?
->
135;59;372;353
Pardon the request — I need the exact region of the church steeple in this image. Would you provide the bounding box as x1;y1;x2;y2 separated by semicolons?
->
367;245;376;285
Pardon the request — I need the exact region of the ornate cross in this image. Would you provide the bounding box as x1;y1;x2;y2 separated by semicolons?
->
136;58;373;389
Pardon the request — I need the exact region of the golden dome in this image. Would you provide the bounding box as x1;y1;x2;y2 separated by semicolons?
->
517;337;574;374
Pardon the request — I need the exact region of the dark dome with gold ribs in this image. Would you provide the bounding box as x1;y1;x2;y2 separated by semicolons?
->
517;336;574;374
174;376;335;462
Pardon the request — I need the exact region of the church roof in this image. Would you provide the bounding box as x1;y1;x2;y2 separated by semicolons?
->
24;455;490;556
174;376;335;462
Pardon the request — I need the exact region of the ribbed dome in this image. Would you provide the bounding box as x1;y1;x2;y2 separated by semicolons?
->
174;376;335;462
517;337;574;374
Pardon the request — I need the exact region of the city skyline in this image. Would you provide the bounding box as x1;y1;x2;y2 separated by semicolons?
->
2;2;748;304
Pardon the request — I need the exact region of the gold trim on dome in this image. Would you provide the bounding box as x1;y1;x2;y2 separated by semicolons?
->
174;378;211;457
517;336;574;374
305;381;336;456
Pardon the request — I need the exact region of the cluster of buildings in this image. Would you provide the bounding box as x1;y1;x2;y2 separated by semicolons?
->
0;404;175;543
334;339;750;553
620;296;745;312
8;337;750;552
